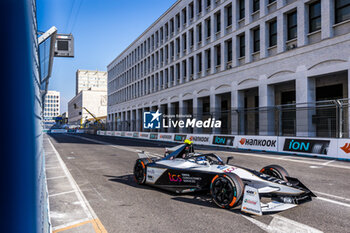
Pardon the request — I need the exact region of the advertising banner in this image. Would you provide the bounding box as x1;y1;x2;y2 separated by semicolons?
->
174;134;187;142
75;129;84;133
50;129;67;133
336;139;350;159
106;131;113;136
235;136;278;151
114;131;122;136
187;134;212;145
99;131;105;136
139;132;150;139
158;133;173;141
282;138;330;155
149;133;158;140
133;132;139;138
212;135;235;147
125;132;133;137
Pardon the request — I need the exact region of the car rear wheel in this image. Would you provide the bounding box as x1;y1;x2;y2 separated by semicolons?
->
260;165;289;182
134;160;146;184
210;173;244;209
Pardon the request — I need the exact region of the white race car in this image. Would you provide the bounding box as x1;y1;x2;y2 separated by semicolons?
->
134;141;315;215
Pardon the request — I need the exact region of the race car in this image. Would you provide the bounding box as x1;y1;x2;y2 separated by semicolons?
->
133;140;315;215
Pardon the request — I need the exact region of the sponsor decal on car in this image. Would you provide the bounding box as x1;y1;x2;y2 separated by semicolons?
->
168;173;182;182
244;199;257;205
174;134;187;142
223;167;236;173
181;173;202;183
150;133;158;139
283;138;329;155
212;136;235;146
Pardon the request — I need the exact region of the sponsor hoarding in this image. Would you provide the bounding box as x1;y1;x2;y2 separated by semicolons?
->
106;131;113;136
99;131;105;135
114;131;122;136
50;129;67;133
235;136;278;151
125;132;133;137
283;138;329;155
212;135;235;146
158;133;173;141
133;132;139;138
174;134;187;142
139;132;150;139
187;134;211;145
150;133;158;140
337;139;350;159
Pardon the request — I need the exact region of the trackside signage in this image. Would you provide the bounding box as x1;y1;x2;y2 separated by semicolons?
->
283;138;329;155
337;139;350;159
174;134;187;142
158;133;173;141
150;133;158;140
235;136;278;151
187;135;211;145
212;135;235;146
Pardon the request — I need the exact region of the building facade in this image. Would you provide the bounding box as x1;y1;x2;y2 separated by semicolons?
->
43;90;60;126
76;69;107;95
107;0;350;138
68;89;107;125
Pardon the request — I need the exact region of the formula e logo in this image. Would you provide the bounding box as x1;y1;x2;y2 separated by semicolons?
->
143;110;162;129
340;143;350;153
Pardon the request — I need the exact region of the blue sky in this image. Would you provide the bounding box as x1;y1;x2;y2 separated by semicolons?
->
37;0;177;113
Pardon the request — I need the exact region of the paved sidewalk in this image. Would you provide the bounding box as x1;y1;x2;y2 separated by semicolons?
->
44;134;107;233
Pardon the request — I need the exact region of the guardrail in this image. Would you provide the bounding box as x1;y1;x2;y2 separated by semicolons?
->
96;130;350;161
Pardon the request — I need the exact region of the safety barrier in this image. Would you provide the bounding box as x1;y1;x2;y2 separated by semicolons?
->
96;130;350;161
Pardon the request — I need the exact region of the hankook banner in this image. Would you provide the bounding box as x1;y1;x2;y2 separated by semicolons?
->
235;136;278;151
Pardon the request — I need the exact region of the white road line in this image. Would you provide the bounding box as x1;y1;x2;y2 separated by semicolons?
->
52;218;90;231
47;138;100;221
322;160;335;166
316;197;350;208
46;175;67;180
242;214;323;233
45;166;61;170
314;191;350;202
49;190;75;197
92;187;107;202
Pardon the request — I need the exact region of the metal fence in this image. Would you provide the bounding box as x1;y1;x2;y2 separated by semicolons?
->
107;98;350;138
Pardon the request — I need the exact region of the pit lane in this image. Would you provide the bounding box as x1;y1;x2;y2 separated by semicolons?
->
47;133;350;233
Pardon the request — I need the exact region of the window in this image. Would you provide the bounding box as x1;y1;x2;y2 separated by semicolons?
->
253;0;260;13
215;11;221;32
170;19;174;35
197;0;202;14
182;8;187;25
309;1;321;32
268;0;276;3
206;18;211;37
206;49;211;69
253;27;260;52
226;39;232;62
287;11;297;40
176;14;180;30
183;33;187;50
197;23;202;42
189;2;194;20
198;53;202;72
335;0;350;24
239;0;245;20
215;44;221;66
226;4;232;27
206;0;211;8
239;34;245;57
190;29;194;47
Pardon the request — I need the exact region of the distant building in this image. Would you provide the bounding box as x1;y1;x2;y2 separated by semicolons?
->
76;69;107;95
68;88;107;125
43;90;60;127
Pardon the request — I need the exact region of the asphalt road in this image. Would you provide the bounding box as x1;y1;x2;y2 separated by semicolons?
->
47;133;350;233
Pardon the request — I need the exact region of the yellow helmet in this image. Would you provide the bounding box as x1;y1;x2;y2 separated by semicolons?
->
184;139;193;144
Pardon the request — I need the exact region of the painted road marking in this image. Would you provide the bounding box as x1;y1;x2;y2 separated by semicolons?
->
46;175;67;180
316;197;350;208
314;191;350;202
49;190;75;197
47;138;108;233
242;214;323;233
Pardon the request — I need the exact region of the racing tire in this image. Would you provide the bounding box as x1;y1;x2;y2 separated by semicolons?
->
260;165;289;182
133;159;147;184
210;173;244;209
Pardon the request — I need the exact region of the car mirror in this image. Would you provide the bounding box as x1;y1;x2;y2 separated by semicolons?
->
226;156;234;164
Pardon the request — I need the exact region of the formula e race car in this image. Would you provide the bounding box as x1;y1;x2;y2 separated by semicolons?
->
133;141;316;216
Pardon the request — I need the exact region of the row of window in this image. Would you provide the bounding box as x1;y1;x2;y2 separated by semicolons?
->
45;99;59;103
109;0;350;104
46;95;59;99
